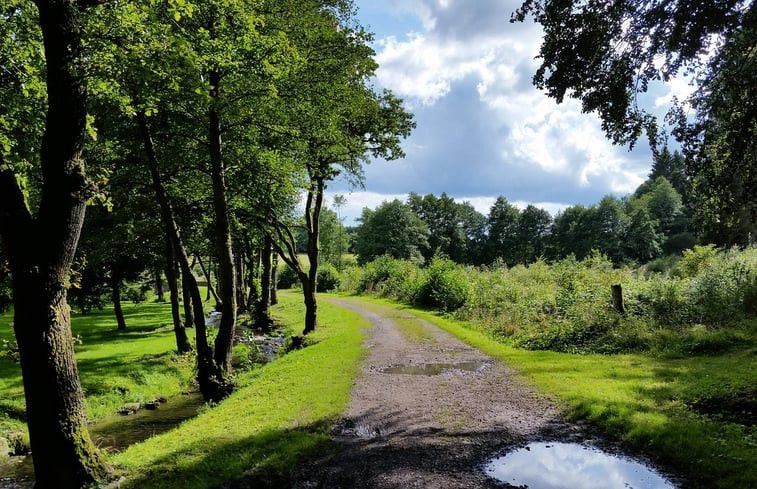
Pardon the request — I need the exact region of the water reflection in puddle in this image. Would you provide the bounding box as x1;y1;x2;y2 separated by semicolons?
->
485;442;675;489
381;362;487;375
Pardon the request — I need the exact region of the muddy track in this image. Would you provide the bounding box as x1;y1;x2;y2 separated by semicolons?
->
293;298;589;489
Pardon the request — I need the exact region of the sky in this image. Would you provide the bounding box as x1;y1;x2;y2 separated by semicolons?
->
324;0;693;225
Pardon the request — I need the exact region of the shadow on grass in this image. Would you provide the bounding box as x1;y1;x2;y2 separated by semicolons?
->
117;420;334;489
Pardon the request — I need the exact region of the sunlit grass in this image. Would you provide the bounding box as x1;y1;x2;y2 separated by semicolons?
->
110;291;368;488
0;299;196;441
340;295;757;489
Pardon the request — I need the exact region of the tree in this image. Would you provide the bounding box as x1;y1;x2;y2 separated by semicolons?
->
485;197;521;265
549;205;597;260
354;200;429;265
408;193;485;264
332;194;347;270
266;0;413;334
0;1;110;485
515;0;756;245
513;204;552;264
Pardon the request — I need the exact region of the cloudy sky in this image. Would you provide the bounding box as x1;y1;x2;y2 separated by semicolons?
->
325;0;690;224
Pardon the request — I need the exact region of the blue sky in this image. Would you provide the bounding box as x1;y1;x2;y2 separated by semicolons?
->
325;0;693;225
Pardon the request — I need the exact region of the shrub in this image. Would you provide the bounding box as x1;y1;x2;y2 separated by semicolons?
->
417;257;470;312
276;264;300;289
316;264;341;292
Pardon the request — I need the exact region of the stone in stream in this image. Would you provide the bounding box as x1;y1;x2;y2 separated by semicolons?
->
118;402;141;415
144;400;161;410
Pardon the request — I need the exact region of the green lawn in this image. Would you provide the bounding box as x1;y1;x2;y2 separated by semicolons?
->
110;291;368;488
340;295;757;489
0;300;195;444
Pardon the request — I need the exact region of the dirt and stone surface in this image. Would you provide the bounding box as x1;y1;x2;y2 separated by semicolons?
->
293;297;594;489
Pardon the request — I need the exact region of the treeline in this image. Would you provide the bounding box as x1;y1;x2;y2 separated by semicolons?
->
0;2;412;486
351;150;694;268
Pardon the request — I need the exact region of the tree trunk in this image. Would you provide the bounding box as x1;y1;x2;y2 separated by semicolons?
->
0;2;110;486
111;268;127;331
181;267;195;330
138;112;230;402
208;67;236;377
270;252;279;305
302;278;317;335
165;236;191;353
257;235;272;329
302;175;325;335
611;284;625;315
154;268;165;302
197;255;221;306
235;253;247;313
246;245;260;310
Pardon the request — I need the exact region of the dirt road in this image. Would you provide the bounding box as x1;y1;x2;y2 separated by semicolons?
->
294;297;583;489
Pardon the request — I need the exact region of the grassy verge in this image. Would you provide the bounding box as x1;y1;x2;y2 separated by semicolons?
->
336;294;756;489
110;291;368;488
0;300;194;445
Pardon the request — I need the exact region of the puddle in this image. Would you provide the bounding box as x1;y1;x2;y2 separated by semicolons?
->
485;442;675;489
381;362;487;375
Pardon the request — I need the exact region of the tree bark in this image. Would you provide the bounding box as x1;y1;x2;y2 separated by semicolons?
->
611;284;625;315
197;255;221;306
154;268;165;302
0;2;110;486
111;268;127;331
165;235;191;353
235;252;247;313
138;112;230;402
208;66;236;377
302;174;325;335
270;252;279;305
257;235;272;329
181;266;195;330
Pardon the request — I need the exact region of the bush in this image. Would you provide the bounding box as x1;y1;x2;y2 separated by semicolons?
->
277;264;300;289
316;264;341;292
417;257;470;311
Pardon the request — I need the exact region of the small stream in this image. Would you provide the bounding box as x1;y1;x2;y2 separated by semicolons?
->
0;392;206;488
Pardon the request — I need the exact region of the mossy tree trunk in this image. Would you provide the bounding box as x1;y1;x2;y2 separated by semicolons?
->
111;268;127;331
0;1;110;486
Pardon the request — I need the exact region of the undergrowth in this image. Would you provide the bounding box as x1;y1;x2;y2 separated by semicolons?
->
340;246;757;355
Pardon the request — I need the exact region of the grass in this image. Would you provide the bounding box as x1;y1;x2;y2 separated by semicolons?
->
109;291;368;488
0;299;195;444
337;294;757;489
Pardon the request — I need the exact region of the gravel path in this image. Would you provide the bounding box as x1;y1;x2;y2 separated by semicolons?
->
294;297;584;489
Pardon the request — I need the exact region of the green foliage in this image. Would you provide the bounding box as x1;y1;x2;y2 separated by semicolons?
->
315;263;340;292
354;200;428;265
343;248;757;355
276;264;300;290
417;257;470;312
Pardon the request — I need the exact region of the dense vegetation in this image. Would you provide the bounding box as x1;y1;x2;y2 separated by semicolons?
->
339;246;757;356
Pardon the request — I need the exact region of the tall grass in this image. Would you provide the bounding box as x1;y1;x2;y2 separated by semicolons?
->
340;246;757;355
